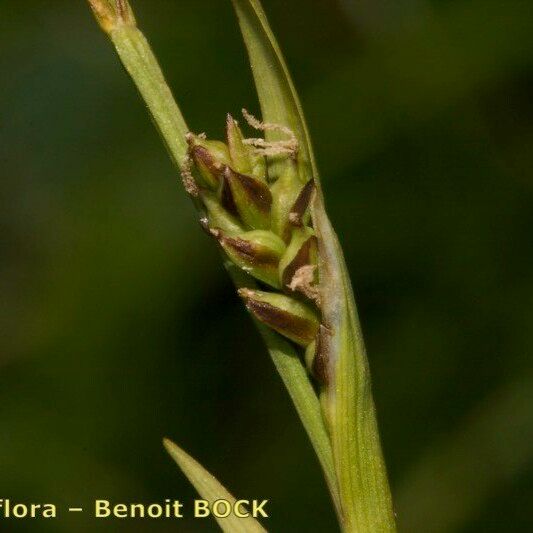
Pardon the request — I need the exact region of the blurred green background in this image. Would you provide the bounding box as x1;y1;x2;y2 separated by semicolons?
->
1;0;532;531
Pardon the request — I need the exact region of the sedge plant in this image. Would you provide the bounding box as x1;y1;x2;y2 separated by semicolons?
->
87;1;396;531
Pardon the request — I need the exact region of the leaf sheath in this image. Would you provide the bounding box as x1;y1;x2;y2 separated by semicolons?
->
230;1;396;530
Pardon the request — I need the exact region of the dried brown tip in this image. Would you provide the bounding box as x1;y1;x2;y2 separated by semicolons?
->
87;0;114;32
87;0;135;33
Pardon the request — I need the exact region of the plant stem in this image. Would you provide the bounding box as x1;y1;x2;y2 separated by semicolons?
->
111;25;189;166
88;1;341;518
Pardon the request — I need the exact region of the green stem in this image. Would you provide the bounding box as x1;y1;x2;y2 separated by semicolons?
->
110;25;189;166
88;2;340;520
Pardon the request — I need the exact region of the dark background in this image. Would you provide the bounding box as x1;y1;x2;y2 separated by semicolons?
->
1;0;532;531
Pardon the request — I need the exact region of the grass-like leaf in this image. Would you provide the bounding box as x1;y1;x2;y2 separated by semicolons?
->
163;439;266;533
230;1;396;530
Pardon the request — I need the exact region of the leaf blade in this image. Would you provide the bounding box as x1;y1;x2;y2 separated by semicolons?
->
230;0;316;180
230;1;396;530
110;25;189;168
163;439;267;533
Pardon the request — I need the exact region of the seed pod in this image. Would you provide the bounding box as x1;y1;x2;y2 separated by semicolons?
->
213;229;285;288
200;191;244;234
188;135;231;190
279;227;318;295
223;166;272;230
226;114;266;179
270;162;305;240
238;288;319;347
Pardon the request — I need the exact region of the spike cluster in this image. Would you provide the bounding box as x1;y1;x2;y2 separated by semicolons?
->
184;113;323;380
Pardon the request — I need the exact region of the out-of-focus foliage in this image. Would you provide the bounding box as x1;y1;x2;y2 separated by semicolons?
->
1;1;532;531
